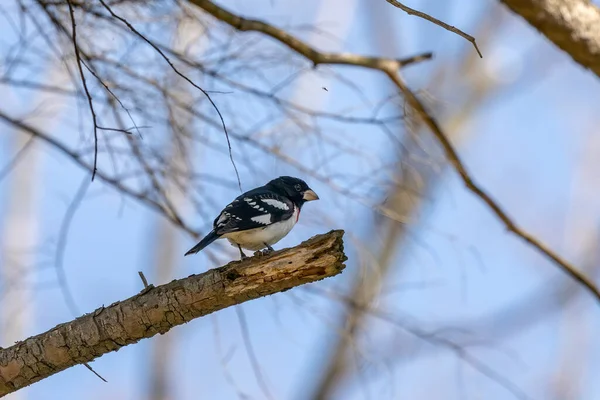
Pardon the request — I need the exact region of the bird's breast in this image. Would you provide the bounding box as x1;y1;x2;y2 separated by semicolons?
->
223;206;299;250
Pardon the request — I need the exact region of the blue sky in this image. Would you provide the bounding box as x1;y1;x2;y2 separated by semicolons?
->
1;0;600;399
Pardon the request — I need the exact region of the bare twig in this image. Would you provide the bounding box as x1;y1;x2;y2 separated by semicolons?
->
65;0;99;181
83;363;107;383
54;175;90;317
384;0;483;58
0;230;347;397
138;271;150;288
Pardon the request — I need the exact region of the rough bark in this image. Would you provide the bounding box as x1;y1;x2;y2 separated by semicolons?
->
500;0;600;78
0;230;346;397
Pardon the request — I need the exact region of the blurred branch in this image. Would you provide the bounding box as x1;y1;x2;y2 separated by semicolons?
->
190;0;600;306
305;286;532;400
386;71;600;304
0;230;347;397
309;8;501;396
384;0;483;57
500;0;600;78
0;108;199;237
311;178;416;399
189;0;433;70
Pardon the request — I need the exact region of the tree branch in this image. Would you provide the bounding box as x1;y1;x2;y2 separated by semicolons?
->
0;108;199;238
384;0;482;58
500;0;600;78
189;0;433;71
0;230;347;397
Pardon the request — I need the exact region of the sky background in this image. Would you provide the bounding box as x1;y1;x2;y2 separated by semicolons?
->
1;0;600;399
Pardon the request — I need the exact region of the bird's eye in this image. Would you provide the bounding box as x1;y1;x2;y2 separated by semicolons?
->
294;184;302;191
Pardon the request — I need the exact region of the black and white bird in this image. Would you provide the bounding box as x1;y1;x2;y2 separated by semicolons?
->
184;176;319;259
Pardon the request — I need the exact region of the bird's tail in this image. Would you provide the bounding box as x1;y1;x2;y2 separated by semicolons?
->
184;230;219;256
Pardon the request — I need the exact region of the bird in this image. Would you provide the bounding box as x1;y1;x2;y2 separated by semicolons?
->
184;176;319;259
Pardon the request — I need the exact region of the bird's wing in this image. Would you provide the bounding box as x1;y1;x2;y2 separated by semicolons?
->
213;190;295;235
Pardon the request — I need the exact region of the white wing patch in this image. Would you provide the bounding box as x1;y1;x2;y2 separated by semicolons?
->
244;196;268;211
250;214;272;225
217;212;229;225
261;198;289;210
217;211;241;226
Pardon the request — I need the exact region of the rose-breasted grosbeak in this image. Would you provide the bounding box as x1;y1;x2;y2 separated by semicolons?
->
184;176;319;259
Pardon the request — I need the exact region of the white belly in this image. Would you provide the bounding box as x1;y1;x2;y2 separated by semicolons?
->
222;207;298;251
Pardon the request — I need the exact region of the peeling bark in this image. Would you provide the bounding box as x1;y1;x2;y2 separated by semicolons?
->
500;0;600;78
0;230;346;397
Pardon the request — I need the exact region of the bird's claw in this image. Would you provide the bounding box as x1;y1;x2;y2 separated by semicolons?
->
263;243;274;255
253;247;274;257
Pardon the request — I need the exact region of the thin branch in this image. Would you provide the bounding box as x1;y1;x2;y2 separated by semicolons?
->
80;59;143;138
384;0;483;58
0;230;347;397
190;0;431;71
65;0;99;181
54;174;90;317
189;0;600;305
83;363;107;383
235;306;274;400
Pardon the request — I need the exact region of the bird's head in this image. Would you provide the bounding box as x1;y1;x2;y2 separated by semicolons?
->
266;176;319;206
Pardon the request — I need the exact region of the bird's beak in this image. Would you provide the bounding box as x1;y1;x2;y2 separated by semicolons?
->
303;189;319;201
